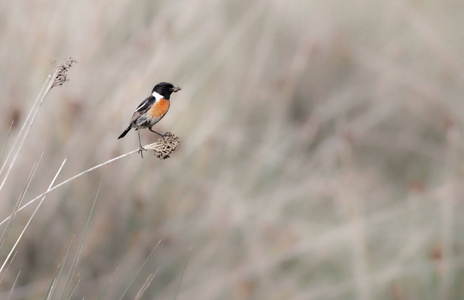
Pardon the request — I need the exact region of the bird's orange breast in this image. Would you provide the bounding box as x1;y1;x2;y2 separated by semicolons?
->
148;98;170;118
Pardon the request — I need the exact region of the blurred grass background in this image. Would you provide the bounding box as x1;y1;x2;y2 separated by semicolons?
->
1;0;464;299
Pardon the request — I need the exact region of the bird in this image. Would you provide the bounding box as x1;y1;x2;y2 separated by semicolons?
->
118;82;181;157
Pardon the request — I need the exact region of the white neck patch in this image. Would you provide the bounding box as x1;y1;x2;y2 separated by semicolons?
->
152;91;163;101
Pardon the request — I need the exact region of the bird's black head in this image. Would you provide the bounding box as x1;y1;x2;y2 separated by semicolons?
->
152;82;181;100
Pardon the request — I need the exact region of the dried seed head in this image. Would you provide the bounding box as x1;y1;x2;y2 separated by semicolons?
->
145;132;180;160
52;57;77;88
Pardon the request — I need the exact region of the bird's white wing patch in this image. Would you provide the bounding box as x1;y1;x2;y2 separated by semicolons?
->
135;98;151;112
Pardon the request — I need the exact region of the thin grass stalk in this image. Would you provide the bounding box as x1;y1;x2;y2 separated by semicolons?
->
0;250;17;287
64;276;80;300
118;240;162;300
43;277;57;300
0;155;42;260
173;246;192;300
59;173;105;300
0;159;66;273
0;68;59;194
7;271;20;300
0;76;50;177
98;266;120;300
43;235;76;300
134;271;158;300
0;122;14;163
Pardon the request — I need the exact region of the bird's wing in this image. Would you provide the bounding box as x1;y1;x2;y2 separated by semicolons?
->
129;96;155;123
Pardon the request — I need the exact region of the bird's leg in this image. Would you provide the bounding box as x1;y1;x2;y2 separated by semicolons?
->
149;128;165;138
137;131;146;158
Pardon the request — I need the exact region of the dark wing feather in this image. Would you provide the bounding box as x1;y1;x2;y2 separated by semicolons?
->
130;96;155;123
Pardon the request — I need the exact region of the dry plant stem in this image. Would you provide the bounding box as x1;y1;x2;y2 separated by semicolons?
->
0;149;136;227
64;276;80;300
118;240;162;300
0;136;179;228
0;57;75;195
173;246;192;300
134;271;158;300
0;251;17;287
0;68;58;194
97;268;116;300
0;122;14;163
0;159;66;274
45;235;76;300
8;271;20;300
59;172;104;300
0;155;42;256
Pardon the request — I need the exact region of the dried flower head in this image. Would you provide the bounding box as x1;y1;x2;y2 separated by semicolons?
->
145;132;180;160
52;57;77;88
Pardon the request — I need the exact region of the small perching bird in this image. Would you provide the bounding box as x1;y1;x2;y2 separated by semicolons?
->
118;82;181;157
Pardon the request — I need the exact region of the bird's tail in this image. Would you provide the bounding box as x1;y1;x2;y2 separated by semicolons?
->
118;125;132;139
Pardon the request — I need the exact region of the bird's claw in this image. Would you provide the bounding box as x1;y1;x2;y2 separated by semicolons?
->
138;146;147;158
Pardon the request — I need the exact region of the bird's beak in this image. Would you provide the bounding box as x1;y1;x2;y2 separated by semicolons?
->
172;86;181;92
